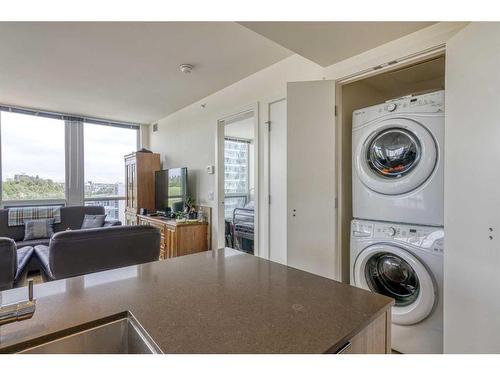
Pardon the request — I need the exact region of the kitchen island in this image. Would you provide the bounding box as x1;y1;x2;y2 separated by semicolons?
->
0;248;393;354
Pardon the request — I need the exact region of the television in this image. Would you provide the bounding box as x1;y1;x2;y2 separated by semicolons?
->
155;167;188;213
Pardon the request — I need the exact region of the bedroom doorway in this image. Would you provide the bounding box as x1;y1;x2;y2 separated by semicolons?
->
216;107;258;255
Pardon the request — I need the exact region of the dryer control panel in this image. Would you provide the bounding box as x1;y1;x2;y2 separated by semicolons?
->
352;90;445;128
351;219;444;253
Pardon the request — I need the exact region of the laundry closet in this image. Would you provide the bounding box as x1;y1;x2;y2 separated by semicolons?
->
271;23;500;354
337;55;446;281
333;55;446;354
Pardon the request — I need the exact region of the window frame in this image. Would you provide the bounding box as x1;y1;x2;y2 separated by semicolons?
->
0;105;142;209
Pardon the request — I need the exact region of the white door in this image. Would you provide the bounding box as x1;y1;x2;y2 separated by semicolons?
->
287;80;337;279
444;23;500;353
268;99;287;265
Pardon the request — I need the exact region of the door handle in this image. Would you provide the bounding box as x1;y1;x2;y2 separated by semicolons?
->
334;341;352;354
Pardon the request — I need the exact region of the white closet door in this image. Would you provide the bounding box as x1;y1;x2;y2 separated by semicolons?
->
269;99;287;265
287;80;337;279
444;22;500;353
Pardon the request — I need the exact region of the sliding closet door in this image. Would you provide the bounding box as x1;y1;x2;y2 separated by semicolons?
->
286;80;337;279
444;22;500;353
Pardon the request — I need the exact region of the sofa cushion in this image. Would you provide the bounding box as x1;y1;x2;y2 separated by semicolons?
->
0;206;106;240
103;219;121;227
54;206;105;232
24;218;55;240
0;237;16;291
16;238;51;247
0;209;25;241
48;226;160;280
81;214;106;229
15;246;35;281
34;245;54;281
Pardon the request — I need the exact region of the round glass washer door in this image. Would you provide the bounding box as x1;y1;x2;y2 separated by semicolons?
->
354;118;437;195
353;244;436;325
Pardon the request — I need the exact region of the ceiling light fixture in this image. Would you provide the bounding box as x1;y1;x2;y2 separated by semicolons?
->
179;64;194;74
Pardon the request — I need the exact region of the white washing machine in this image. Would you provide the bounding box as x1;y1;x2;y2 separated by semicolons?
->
352;90;444;226
350;219;443;354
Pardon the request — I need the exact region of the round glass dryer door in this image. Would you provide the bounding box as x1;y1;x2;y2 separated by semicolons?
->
353;244;436;325
367;128;421;179
354;118;437;195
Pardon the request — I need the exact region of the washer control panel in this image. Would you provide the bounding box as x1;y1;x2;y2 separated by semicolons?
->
351;220;444;253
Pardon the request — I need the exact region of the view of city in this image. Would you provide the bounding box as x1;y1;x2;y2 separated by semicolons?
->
224;139;250;219
84;181;126;222
2;174;126;221
0;110;137;224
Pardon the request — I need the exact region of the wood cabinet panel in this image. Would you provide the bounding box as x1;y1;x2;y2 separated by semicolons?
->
138;215;209;260
124;152;160;223
337;310;391;354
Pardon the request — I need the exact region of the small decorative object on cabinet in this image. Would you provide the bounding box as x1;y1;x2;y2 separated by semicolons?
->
124;151;161;225
137;214;209;260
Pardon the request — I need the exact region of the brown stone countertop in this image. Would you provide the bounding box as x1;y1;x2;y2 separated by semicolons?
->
0;248;392;353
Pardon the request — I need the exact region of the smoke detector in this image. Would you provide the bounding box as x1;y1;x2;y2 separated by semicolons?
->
179;64;194;74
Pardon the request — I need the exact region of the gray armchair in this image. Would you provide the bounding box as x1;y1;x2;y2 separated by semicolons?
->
0;238;33;291
34;225;161;281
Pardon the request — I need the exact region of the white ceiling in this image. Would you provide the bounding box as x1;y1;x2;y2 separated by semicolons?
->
0;22;292;124
239;22;436;67
0;22;438;124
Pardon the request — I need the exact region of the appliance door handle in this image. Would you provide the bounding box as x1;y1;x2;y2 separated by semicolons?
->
334;341;352;354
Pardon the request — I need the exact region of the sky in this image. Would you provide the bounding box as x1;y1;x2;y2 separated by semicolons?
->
1;111;137;184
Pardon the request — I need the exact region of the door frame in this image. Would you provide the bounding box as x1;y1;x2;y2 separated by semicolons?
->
216;103;259;255
334;44;446;282
261;96;287;262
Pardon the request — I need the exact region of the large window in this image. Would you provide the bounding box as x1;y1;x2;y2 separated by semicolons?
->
84;123;138;222
0;111;65;201
224;138;250;219
0;107;140;222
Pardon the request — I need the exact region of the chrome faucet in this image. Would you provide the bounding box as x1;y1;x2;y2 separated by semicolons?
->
0;280;36;326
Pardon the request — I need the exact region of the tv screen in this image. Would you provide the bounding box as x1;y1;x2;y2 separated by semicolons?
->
155;167;188;212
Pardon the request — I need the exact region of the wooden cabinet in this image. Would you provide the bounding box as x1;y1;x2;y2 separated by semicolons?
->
137;215;209;260
335;310;391;354
124;151;160;225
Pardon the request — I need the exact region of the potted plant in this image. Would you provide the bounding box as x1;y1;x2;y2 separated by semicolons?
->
184;196;198;220
175;211;186;223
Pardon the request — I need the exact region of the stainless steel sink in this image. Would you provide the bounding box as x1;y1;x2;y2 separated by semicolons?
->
15;312;162;354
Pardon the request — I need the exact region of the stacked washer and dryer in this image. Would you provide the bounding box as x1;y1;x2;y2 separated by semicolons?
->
350;90;444;354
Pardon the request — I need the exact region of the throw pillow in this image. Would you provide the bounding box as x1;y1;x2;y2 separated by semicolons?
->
81;214;106;229
24;218;55;240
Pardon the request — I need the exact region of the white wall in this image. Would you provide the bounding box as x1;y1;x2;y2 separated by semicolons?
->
149;55;324;250
149;21;467;259
322;22;467;81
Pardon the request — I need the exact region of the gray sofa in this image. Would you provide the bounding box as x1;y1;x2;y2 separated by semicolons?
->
34;225;160;281
0;205;121;248
0;238;33;291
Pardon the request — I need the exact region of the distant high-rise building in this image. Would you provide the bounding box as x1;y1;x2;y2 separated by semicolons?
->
84;181;125;221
